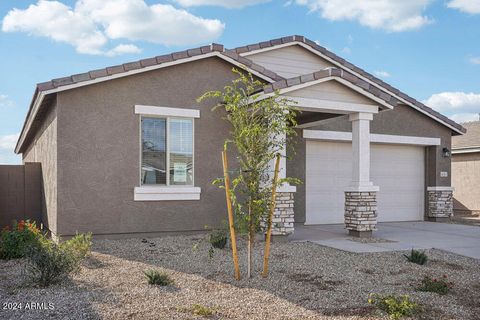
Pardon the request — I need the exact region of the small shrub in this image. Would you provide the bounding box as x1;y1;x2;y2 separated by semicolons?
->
417;275;453;295
144;269;173;286
24;241;80;287
24;232;92;287
368;294;418;319
0;220;42;260
209;229;227;249
192;304;215;317
404;249;427;265
61;233;92;259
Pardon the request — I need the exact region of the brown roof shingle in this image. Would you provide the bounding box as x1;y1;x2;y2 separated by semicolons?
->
34;43;284;93
452;121;480;149
232;35;466;134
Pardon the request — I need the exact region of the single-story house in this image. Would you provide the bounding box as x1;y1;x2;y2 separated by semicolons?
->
15;35;465;239
452;120;480;215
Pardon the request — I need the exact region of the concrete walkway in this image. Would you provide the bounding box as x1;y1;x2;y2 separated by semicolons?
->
289;221;480;260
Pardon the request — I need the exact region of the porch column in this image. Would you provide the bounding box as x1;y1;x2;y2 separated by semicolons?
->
344;112;379;237
267;133;296;238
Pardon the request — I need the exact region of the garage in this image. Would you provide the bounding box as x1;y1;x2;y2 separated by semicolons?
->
305;140;425;224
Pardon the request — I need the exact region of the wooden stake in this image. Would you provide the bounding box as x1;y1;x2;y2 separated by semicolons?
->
262;153;281;278
222;149;241;280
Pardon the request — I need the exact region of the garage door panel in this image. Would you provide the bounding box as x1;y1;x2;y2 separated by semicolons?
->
306;141;425;224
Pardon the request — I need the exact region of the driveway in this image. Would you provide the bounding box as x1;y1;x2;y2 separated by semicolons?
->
290;221;480;259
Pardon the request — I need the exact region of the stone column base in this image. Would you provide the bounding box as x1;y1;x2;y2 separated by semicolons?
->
263;191;295;236
427;187;453;220
344;191;378;237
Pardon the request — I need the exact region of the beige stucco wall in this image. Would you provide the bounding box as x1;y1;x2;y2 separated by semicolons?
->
21;55;456;236
54;57;242;236
288;104;454;223
23;102;58;234
452;152;480;213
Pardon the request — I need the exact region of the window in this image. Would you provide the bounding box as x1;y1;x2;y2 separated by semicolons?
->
141;117;193;186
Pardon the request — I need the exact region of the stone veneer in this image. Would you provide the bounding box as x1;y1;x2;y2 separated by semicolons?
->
344;191;377;237
427;189;453;220
270;192;295;236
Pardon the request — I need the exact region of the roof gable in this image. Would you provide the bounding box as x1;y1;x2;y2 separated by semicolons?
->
232;36;466;135
243;44;334;78
452;121;480;150
15;44;283;154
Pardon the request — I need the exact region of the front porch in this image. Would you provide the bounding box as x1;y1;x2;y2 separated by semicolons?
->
266;69;455;238
289;221;480;259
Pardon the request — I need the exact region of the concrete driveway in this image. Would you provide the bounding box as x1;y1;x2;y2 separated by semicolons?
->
290;221;480;259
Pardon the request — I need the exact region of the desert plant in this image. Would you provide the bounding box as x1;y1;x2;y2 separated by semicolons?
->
368;294;418;320
199;69;299;278
192;304;215;317
0;220;42;260
143;269;173;286
209;229;227;249
24;241;79;287
24;232;92;287
404;249;427;265
61;232;92;259
417;275;453;295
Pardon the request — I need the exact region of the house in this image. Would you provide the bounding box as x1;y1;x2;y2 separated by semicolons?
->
452;120;480;216
15;35;465;239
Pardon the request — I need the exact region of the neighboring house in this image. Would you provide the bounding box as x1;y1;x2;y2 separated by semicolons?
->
452;120;480;215
15;35;465;239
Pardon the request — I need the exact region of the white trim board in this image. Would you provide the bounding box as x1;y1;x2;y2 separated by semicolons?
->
241;41;464;135
134;186;201;201
256;77;392;111
284;96;379;114
135;105;200;118
452;147;480;154
303;130;441;146
15;51;277;154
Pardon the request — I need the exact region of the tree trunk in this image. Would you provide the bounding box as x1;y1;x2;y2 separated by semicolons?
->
247;203;253;278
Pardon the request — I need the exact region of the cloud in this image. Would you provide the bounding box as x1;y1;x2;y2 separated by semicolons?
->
374;70;390;78
0;94;14;108
447;0;480;14
341;46;351;54
174;0;270;8
105;44;142;57
450;113;479;123
2;0;225;56
0;134;19;150
294;0;434;32
469;56;480;65
423;92;480;123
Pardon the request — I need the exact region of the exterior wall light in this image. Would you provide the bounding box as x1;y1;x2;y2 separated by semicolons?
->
442;147;451;158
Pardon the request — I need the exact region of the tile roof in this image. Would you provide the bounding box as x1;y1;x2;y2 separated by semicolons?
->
231;35;466;134
452;121;480;149
263;68;399;109
36;43;284;92
16;43;284;154
16;35;467;154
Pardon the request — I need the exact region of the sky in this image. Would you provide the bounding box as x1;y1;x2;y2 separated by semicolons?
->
0;0;479;164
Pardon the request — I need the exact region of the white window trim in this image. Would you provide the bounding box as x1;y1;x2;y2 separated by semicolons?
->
135;105;200;118
303;130;441;146
134;186;201;201
136;105;200;201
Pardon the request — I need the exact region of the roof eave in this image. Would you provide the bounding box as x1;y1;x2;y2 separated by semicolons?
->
15;48;283;154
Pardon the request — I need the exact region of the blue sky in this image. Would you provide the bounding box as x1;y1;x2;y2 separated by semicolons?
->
0;0;479;164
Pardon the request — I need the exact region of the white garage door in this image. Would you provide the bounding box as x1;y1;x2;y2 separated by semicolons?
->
306;141;425;224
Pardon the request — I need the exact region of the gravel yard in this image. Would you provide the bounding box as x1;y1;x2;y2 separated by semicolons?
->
1;235;479;320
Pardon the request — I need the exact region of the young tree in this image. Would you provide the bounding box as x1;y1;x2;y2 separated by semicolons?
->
198;69;298;278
